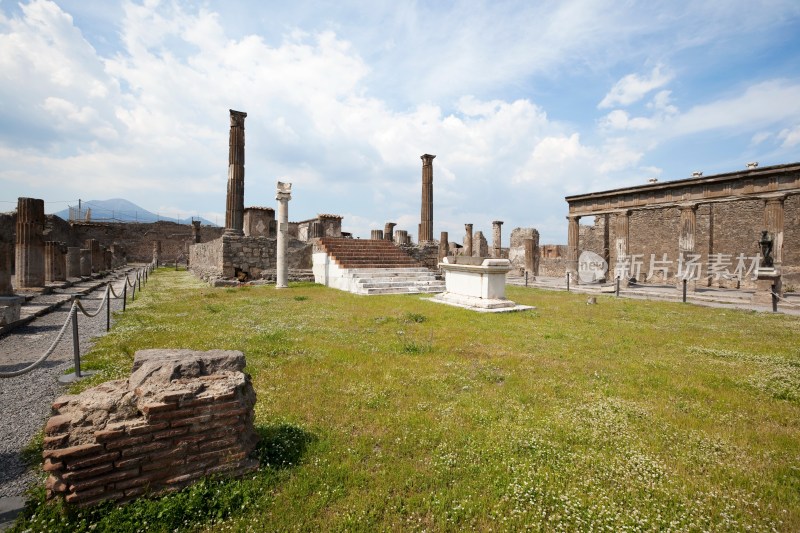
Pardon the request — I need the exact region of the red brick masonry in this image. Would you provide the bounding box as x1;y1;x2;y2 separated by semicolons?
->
43;349;259;507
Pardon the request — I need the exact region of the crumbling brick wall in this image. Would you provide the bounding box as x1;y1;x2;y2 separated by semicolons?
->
43;349;259;507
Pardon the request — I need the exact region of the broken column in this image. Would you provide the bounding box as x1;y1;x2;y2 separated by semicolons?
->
492;220;503;258
153;241;162;266
418;154;435;244
191;220;202;243
85;240;101;273
79;249;91;277
384;222;396;242
44;242;61;284
14;197;46;289
464;224;473;257
438;231;449;263
66;247;81;279
677;204;697;290
0;241;24;326
394;230;408;245
276;182;292;289
524;238;539;276
566;215;580;283
225;110;247;236
370;229;384;240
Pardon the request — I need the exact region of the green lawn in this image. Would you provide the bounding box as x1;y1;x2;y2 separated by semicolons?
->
16;269;800;531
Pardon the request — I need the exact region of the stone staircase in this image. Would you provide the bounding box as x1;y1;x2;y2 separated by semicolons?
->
315;238;445;295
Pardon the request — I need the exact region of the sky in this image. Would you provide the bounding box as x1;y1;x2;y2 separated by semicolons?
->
1;1;799;244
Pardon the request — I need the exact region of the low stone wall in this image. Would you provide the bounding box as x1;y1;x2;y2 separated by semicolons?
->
539;257;567;277
399;242;440;270
190;235;313;282
189;238;225;280
43;349;258;507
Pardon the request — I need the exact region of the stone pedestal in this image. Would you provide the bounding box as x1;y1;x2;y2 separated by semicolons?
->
15;197;46;289
433;257;533;312
225;110;247;236
751;268;781;306
370;229;384;240
276;182;292;289
66;247;81;279
79;249;91;277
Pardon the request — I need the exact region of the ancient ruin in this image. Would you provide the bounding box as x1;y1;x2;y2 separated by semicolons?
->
492;221;503;258
418;154;435;244
43;349;258;507
14;197;45;289
464;224;473;257
224;110;247;237
275;182;292;289
433;256;532;312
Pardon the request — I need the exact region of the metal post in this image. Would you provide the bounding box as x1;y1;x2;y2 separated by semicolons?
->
682;278;687;303
105;285;110;332
71;299;81;378
566;272;570;292
131;278;136;301
772;284;778;313
123;281;127;311
615;276;620;298
525;271;528;287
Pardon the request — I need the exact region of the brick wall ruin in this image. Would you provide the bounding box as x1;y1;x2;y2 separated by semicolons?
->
189;235;313;282
43;349;258;507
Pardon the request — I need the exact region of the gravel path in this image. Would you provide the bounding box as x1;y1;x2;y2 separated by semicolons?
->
0;272;134;500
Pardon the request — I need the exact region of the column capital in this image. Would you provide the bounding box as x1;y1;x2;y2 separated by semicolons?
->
229;109;247;125
678;202;698;211
276;181;292;202
421;154;436;164
464;223;473;230
566;214;581;221
492;220;504;226
761;194;787;205
615;209;632;217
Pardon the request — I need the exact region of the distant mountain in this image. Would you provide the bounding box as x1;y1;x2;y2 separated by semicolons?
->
52;199;218;227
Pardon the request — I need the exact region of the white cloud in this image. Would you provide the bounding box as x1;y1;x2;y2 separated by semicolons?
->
598;65;673;109
778;125;800;148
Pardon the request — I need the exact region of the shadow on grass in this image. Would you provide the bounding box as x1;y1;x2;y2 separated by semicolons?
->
254;423;317;469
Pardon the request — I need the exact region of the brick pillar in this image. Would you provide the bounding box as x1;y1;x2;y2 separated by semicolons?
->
15;197;46;289
492;220;503;258
438;231;449;263
764;196;785;267
566;215;580;280
678;204;698;290
79;249;91;277
225;110;247;236
419;154;435;243
370;229;384;240
66;247;81;278
191;220;202;243
384;222;396;241
464;224;473;257
44;241;60;283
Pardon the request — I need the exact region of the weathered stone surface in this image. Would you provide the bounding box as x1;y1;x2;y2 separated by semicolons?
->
43;349;258;507
15;197;46;289
474;231;489;257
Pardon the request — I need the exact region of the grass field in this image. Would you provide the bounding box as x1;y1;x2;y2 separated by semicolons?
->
15;269;800;531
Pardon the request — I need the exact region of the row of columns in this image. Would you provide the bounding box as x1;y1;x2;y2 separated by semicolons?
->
566;194;788;281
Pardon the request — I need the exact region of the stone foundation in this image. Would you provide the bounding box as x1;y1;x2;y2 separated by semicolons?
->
43;349;259;507
190;235;312;283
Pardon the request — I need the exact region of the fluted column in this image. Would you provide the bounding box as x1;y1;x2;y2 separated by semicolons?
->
566;215;580;279
0;241;14;296
225;110;247;236
394;230;408;245
276;182;292;289
384;222;396;241
492;221;503;258
764;196;785;267
45;241;59;283
613;210;630;276
15;197;45;289
419;154;435;243
464;224;473;257
371;229;384;240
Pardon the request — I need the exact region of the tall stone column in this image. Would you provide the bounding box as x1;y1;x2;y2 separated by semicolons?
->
191;220;202;243
524;237;539;276
677;204;698;289
79;249;91;277
438;231;449;263
492;221;503;258
66;247;81;279
225;110;247;236
0;242;14;296
464;224;473;257
566;215;580;280
370;229;384;240
153;241;162;266
418;154;435;244
85;239;101;273
15;197;46;289
384;222;396;242
276;182;292;289
45;241;59;283
763;196;785;267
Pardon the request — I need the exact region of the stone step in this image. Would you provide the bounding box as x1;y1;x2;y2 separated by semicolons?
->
357;285;445;295
356;279;444;289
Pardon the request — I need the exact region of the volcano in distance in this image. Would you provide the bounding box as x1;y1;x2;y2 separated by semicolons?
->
52;199;218;227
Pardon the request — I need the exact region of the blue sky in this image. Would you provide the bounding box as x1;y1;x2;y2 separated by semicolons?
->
1;0;799;243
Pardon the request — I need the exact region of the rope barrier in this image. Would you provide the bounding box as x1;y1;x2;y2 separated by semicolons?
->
1;267;150;379
0;304;77;378
772;291;800;308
